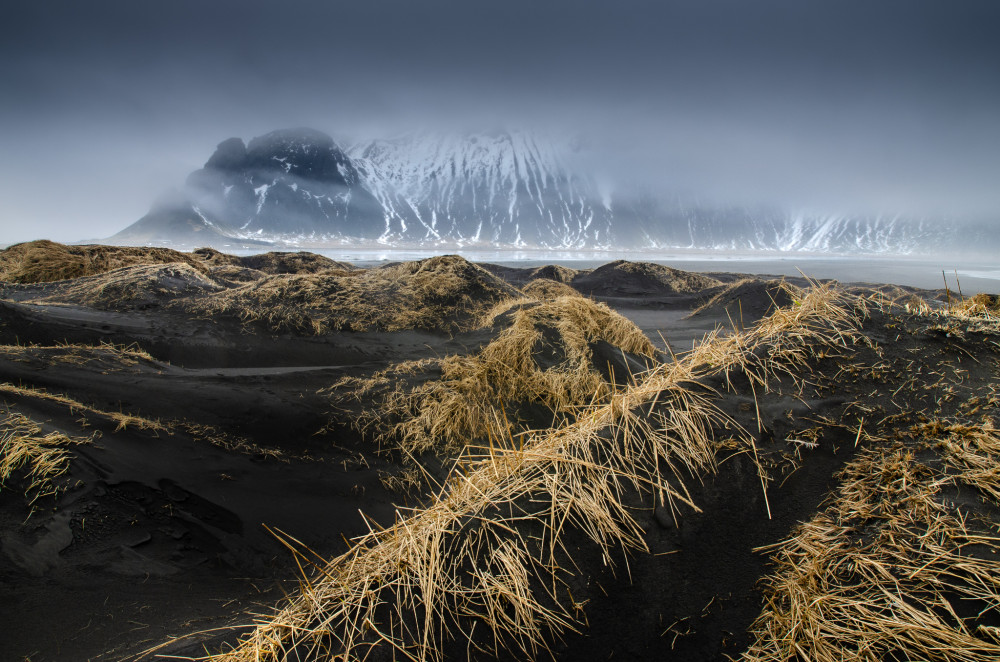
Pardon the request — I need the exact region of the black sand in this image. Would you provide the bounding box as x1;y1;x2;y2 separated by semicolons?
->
1;242;997;661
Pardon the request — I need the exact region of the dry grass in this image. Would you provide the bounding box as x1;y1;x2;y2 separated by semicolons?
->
0;340;156;369
331;295;660;455
192;247;356;274
378;466;425;496
0;382;280;458
0;240;208;284
207;264;268;287
185;255;521;335
209;379;724;662
0;409;92;500
682;279;863;392
201;281;861;662
0;382;168;433
528;264;578;284
520;278;580;300
951;293;1000;323
23;262;223;310
240;251;355;275
744;421;1000;662
893;290;1000;334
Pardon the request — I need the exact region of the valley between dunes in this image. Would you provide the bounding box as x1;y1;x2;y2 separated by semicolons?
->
2;240;1000;661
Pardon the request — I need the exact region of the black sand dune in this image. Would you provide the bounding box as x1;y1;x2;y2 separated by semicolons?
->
2;241;1000;662
570;259;722;297
686;278;795;326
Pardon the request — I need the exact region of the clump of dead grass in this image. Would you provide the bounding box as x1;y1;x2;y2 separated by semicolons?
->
894;289;1000;333
520;278;580;300
0;340;156;370
331;295;660;455
207;264;268;287
951;293;1000;322
0;382;168;433
683;279;863;392
0;240;208;284
528;264;578;284
24;262;223;310
185;255;521;334
209;379;725;662
744;421;1000;662
201;281;862;662
0;409;93;500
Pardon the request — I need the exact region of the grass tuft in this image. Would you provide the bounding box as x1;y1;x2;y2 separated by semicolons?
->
0;240;209;284
744;421;1000;662
0;409;92;501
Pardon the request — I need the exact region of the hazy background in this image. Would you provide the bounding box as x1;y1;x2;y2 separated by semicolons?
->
2;0;998;245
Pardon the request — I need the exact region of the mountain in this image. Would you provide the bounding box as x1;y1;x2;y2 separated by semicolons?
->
114;128;620;249
348;131;617;248
112;127;980;255
112;128;384;247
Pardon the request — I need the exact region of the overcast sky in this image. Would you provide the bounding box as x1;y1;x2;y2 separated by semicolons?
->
1;0;998;244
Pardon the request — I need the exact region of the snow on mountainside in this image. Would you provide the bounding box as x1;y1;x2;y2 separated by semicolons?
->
110;127;976;255
348;130;615;248
637;202;955;254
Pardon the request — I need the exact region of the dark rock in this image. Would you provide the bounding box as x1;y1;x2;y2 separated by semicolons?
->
204;137;247;171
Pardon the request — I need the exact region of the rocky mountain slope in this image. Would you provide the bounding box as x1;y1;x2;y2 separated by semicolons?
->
111;128;976;255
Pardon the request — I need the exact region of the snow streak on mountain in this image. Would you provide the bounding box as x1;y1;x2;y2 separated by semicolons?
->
112;127;974;255
349;131;614;248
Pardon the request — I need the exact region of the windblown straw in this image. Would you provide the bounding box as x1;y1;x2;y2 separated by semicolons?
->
744;421;1000;662
204;281;861;661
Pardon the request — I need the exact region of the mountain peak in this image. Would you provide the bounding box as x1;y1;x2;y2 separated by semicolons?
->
245;127;336;154
205;137;247;171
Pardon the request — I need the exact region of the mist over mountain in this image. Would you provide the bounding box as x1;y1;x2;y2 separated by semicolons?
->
349;131;618;248
112;127;989;255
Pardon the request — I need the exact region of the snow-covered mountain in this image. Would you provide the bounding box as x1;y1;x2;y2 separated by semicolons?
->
113;128;385;247
348;131;615;248
111;127;975;255
634;201;957;254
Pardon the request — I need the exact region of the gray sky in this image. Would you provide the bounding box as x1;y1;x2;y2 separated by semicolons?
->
1;0;999;244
